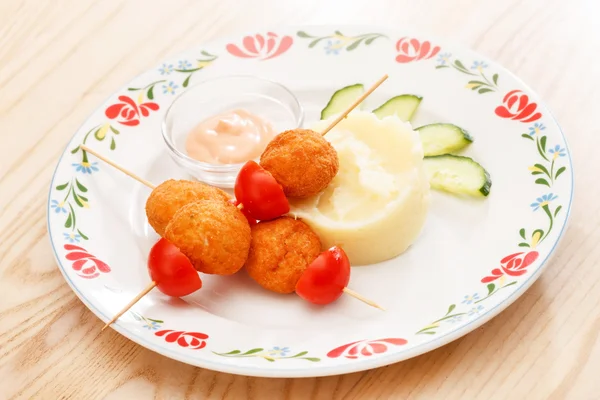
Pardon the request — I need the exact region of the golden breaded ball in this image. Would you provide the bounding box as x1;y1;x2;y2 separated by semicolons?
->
145;179;230;237
260;129;339;198
245;217;321;294
164;200;251;275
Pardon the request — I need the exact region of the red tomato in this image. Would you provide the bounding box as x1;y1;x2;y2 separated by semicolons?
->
295;246;351;305
234;160;289;221
147;238;202;297
228;198;257;226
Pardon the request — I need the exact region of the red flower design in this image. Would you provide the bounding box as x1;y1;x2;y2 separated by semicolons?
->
481;251;539;283
155;330;208;350
226;32;293;60
327;338;407;359
105;95;159;126
494;90;542;122
64;244;111;279
395;37;440;63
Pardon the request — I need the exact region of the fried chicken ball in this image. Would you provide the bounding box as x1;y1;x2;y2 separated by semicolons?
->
260;129;339;198
245;216;321;294
164;200;251;275
145;179;230;237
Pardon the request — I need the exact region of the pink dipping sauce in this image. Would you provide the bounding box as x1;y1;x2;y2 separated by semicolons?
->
185;109;276;164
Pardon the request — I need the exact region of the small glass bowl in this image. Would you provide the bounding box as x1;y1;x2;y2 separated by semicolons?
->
162;75;303;188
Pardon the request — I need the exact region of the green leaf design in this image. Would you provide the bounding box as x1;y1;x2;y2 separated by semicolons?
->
76;179;88;193
468;80;487;86
435;65;450;69
110;137;116;150
308;38;323;48
521;134;534;140
420;331;436;335
110;126;120;135
518;242;530;247
533;229;544;239
296;31;313;38
72;192;84;207
77;229;89;240
519;228;526;239
201;50;215;57
540;136;547;152
65;212;73;228
534;164;550;176
478;88;493;94
365;36;379;45
531;171;544;175
147;318;164;323
147;86;155;100
78;195;88;202
486;283;495;295
56;182;69;191
454;60;467;71
555;167;566;179
554;206;562;217
264;357;275;362
503;281;518;289
182;75;192;88
222;350;241;355
334;30;343;35
492;73;499;85
71;146;80;154
346;38;364;51
127;87;140;91
447;304;456;315
242;348;264;355
290;351;308;358
303;357;321;362
535;178;550;187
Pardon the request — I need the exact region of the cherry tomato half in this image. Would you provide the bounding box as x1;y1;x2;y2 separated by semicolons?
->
295;246;351;305
234;160;289;221
228;198;257;226
148;238;202;297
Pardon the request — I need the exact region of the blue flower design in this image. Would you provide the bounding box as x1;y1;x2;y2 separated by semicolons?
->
548;145;566;159
72;162;99;174
177;60;192;70
471;60;488;70
158;63;174;75
527;123;546;136
437;52;452;65
468;305;484;316
142;321;161;331
448;315;463;324
461;293;480;305
530;193;558;211
64;232;81;243
324;40;342;55
51;200;67;214
163;81;178;95
268;346;290;357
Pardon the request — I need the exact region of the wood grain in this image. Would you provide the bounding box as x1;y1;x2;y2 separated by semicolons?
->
1;0;599;398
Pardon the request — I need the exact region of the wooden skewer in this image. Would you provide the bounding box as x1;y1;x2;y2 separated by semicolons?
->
80;145;156;189
102;281;157;331
320;74;389;136
343;287;385;311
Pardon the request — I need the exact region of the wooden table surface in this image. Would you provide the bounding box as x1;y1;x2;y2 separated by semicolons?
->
1;0;599;399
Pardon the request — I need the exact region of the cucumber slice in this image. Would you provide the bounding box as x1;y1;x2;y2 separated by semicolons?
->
320;84;365;120
423;154;491;197
416;123;474;156
372;94;422;121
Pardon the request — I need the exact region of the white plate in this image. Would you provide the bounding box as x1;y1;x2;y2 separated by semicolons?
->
47;25;573;377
